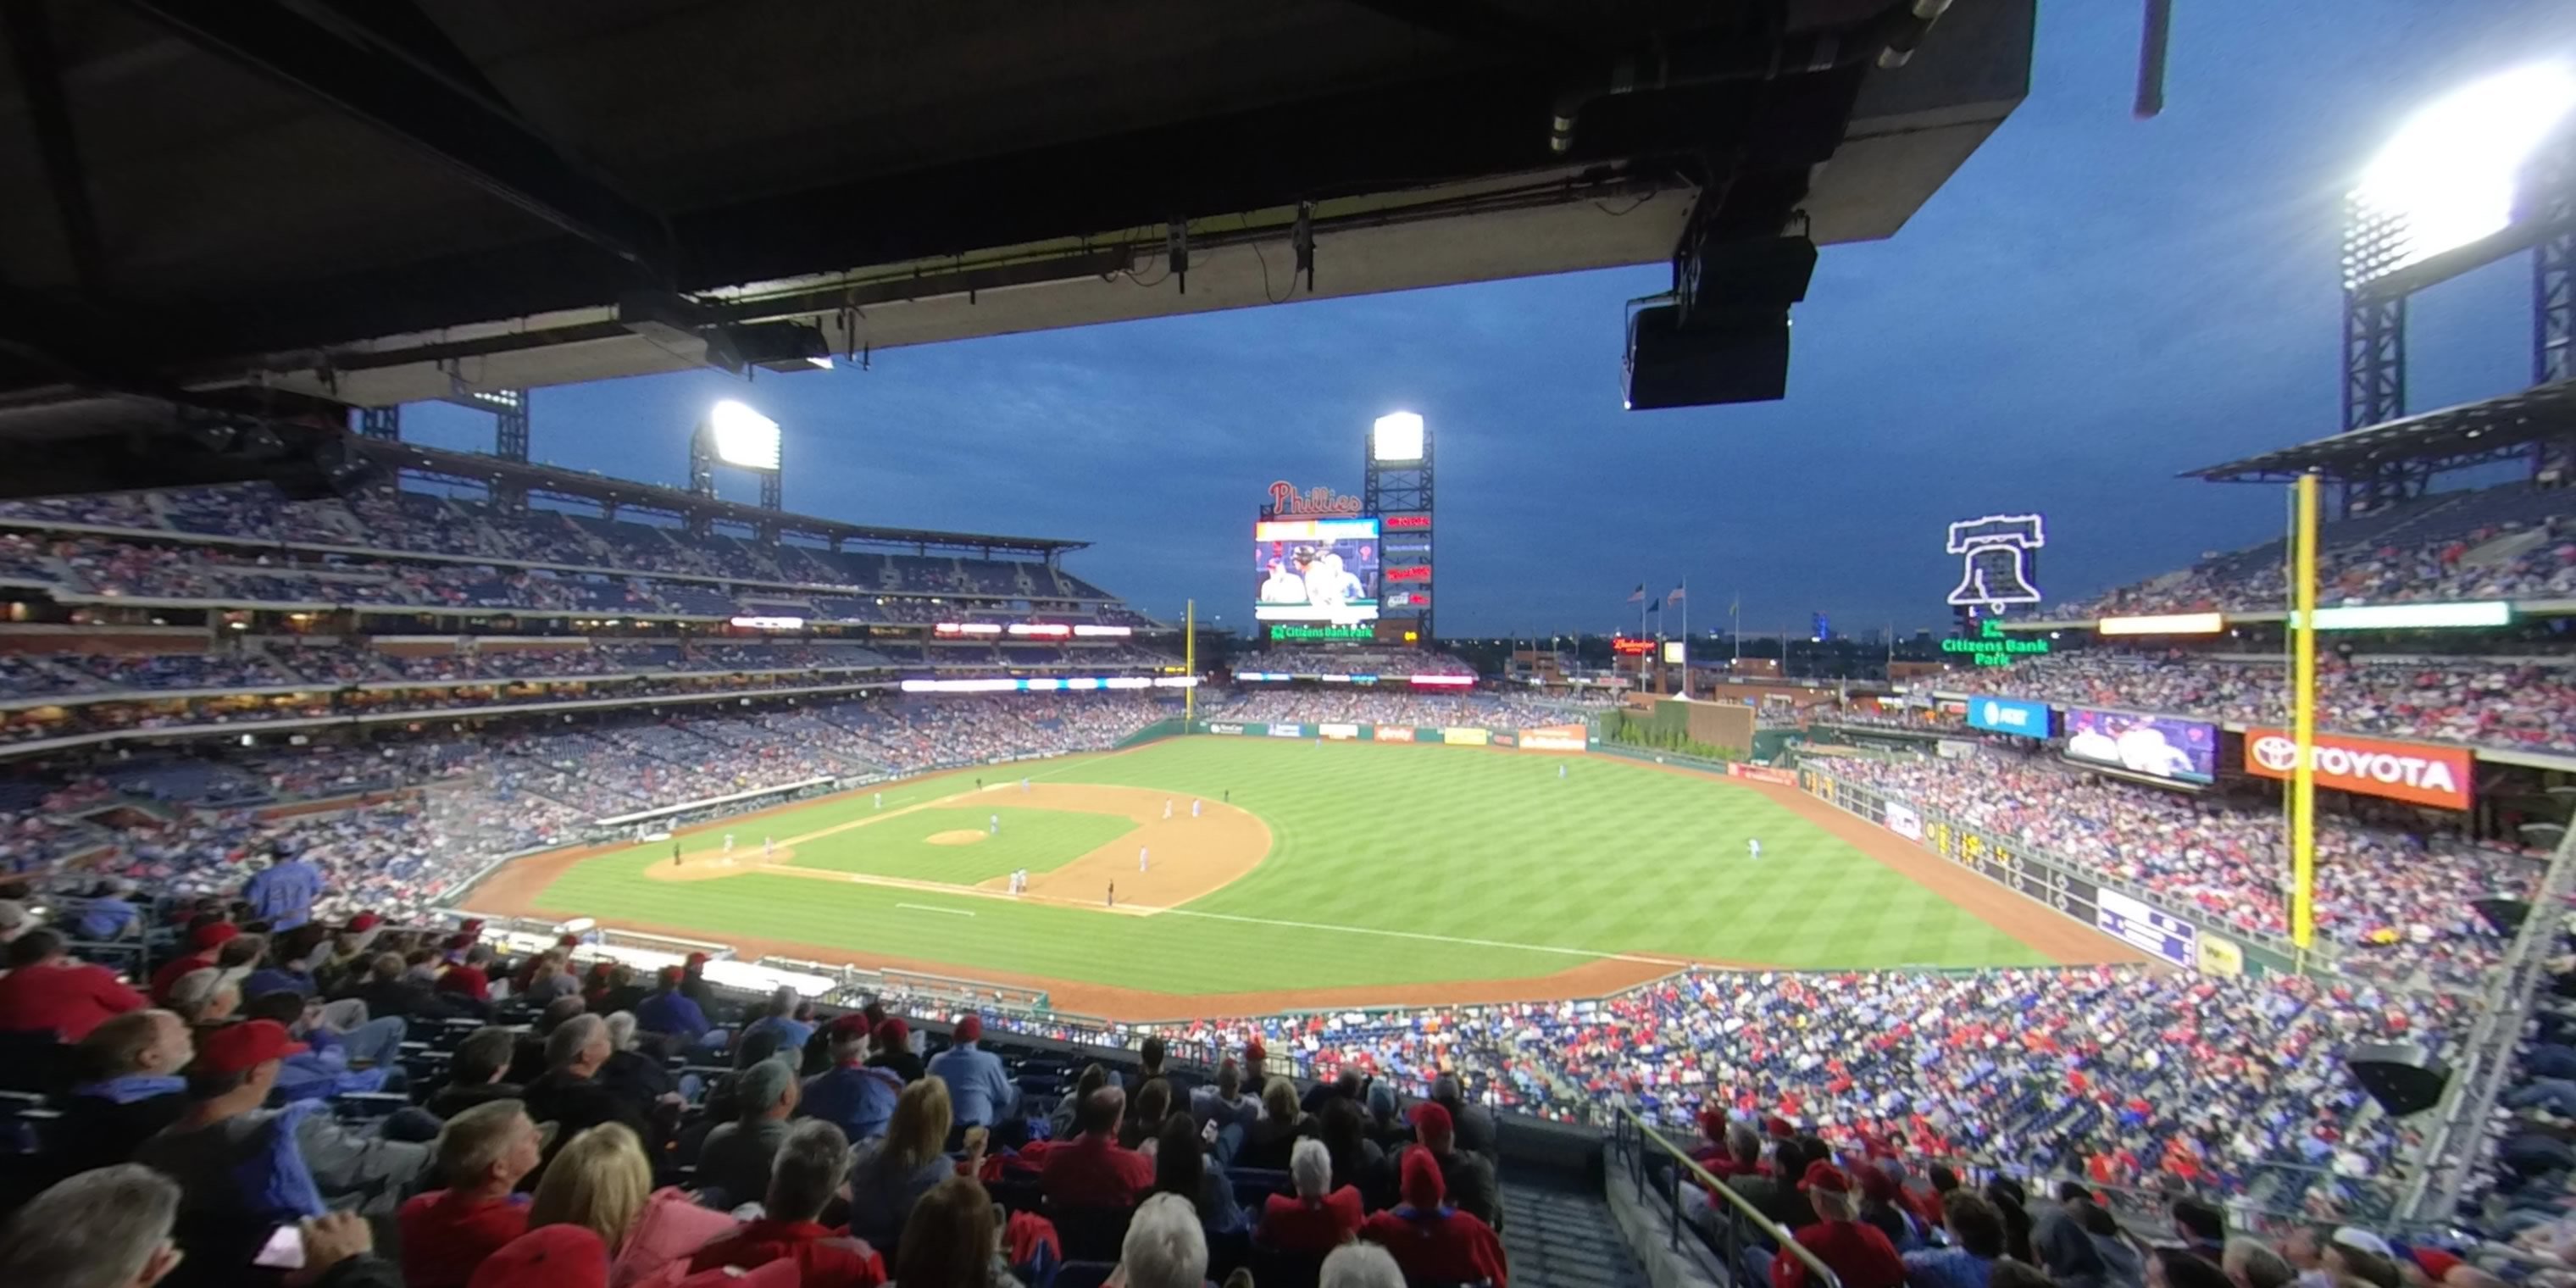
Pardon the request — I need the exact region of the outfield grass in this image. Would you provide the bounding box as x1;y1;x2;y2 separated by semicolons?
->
780;806;1135;883
527;738;2054;996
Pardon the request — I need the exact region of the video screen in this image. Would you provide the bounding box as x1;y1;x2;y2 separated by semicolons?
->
2063;707;2216;785
1254;518;1380;624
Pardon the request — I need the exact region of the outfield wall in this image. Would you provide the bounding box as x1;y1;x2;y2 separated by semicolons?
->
1190;718;1590;752
1796;765;2301;978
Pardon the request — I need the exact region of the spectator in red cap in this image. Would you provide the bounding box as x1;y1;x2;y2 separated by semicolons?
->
0;928;147;1041
1773;1162;1905;1288
1041;1085;1155;1208
1361;1149;1509;1288
148;920;236;1003
1244;1035;1269;1085
634;966;713;1050
135;1019;431;1252
925;1014;1016;1135
400;1100;544;1288
436;945;497;1006
679;952;718;1013
868;1016;924;1083
1259;1136;1366;1254
687;1119;886;1286
471;1224;610;1288
1385;1101;1501;1230
800;1013;904;1143
1856;1162;1927;1251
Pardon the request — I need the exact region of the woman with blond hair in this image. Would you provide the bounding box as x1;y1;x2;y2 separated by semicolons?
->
1236;1075;1316;1171
847;1075;969;1247
525;1122;736;1288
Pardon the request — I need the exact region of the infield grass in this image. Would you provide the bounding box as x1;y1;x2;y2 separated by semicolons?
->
525;737;2057;996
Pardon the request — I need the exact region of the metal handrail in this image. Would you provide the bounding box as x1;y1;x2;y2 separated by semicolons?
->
1611;1105;1844;1288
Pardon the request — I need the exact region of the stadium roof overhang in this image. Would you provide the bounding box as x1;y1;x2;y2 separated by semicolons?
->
0;0;2033;413
361;439;1087;557
2182;379;2576;485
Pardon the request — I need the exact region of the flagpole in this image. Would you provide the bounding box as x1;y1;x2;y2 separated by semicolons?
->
1679;580;1690;699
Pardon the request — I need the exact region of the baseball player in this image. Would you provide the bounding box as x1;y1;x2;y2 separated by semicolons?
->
874;792;882;809
1139;846;1150;873
763;836;774;859
1748;837;1763;861
1021;777;1030;793
989;813;999;836
1558;763;1568;780
1163;799;1173;819
1107;881;1116;908
671;842;681;868
1191;799;1202;818
723;833;735;854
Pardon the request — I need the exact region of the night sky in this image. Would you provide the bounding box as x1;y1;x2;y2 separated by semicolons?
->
399;1;2576;640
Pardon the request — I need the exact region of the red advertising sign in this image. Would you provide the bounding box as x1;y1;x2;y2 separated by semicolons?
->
1611;636;1655;656
1384;515;1432;530
1728;763;1798;786
1374;725;1417;742
1385;566;1431;582
1266;480;1363;517
2241;728;2473;810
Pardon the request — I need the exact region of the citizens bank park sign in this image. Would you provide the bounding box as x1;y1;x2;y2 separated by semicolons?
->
2241;728;2473;810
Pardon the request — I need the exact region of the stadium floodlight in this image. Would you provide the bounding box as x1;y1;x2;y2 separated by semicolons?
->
1372;411;1425;463
708;400;782;470
2350;61;2576;281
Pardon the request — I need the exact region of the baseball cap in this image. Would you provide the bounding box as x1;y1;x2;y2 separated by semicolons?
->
875;1016;909;1048
1763;1114;1796;1139
193;1019;308;1076
1244;1036;1266;1060
469;1224;608;1288
188;921;240;952
954;1015;983;1043
1801;1160;1852;1194
2409;1248;2462;1282
345;913;382;933
685;952;709;967
2333;1228;2396;1259
1409;1101;1453;1141
1400;1147;1446;1209
828;1013;872;1040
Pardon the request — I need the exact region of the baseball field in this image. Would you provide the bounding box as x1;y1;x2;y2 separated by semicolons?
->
470;737;2141;1017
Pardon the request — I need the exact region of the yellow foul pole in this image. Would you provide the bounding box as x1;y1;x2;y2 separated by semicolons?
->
1185;599;1196;725
2290;473;2320;950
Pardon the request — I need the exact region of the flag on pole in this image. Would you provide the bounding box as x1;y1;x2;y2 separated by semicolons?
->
1647;597;1662;613
1668;585;1686;602
1625;584;1646;603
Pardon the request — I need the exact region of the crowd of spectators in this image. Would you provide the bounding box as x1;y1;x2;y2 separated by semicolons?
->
1982;650;2576;754
1804;748;2535;977
2060;485;2576;619
1207;689;1589;730
0;480;1131;608
1249;650;1480;679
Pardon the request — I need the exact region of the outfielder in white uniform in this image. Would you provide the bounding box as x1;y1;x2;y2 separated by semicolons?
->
989;813;999;835
1748;838;1763;860
1139;847;1150;873
1558;763;1568;780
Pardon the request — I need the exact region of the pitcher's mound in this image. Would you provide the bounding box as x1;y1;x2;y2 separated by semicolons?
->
926;830;987;846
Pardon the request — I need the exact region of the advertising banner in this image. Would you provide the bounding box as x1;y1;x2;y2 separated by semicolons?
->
1885;801;1923;841
1729;763;1798;786
1268;723;1306;738
1319;723;1361;741
1442;727;1491;747
2240;728;2473;810
1491;731;1518;747
1935;740;1980;759
2063;707;2218;785
2196;935;2245;977
1207;723;1247;736
1518;724;1586;752
2096;887;2198;968
1965;696;2051;737
1375;725;1416;742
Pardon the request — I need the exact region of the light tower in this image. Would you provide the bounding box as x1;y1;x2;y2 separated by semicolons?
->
691;400;785;511
1363;411;1433;645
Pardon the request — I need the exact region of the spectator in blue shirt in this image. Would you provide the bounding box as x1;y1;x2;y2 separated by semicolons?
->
240;924;331;1002
801;1013;904;1143
74;881;140;941
735;986;814;1068
632;967;711;1046
1902;1190;2007;1288
926;1014;1016;1133
242;849;324;930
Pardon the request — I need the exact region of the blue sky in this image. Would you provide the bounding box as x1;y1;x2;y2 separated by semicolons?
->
402;0;2575;639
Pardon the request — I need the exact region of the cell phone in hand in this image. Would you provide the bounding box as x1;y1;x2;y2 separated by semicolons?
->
1202;1120;1220;1146
252;1224;305;1270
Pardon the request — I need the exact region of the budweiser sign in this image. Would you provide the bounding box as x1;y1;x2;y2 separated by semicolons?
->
2241;728;2473;810
1267;480;1363;517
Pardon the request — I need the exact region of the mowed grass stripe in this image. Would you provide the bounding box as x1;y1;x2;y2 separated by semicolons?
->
528;738;2051;996
785;807;1135;883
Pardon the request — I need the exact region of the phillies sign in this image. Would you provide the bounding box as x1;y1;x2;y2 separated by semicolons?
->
1267;481;1363;517
2242;728;2473;810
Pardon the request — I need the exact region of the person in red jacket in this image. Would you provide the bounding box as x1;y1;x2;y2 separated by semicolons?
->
1258;1137;1365;1253
148;921;238;1003
1361;1149;1509;1288
688;1119;886;1287
0;929;147;1041
1773;1162;1905;1288
1039;1086;1155;1208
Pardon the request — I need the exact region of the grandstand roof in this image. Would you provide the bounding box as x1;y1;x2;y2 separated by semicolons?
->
0;0;2035;409
366;439;1087;556
2184;380;2576;484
